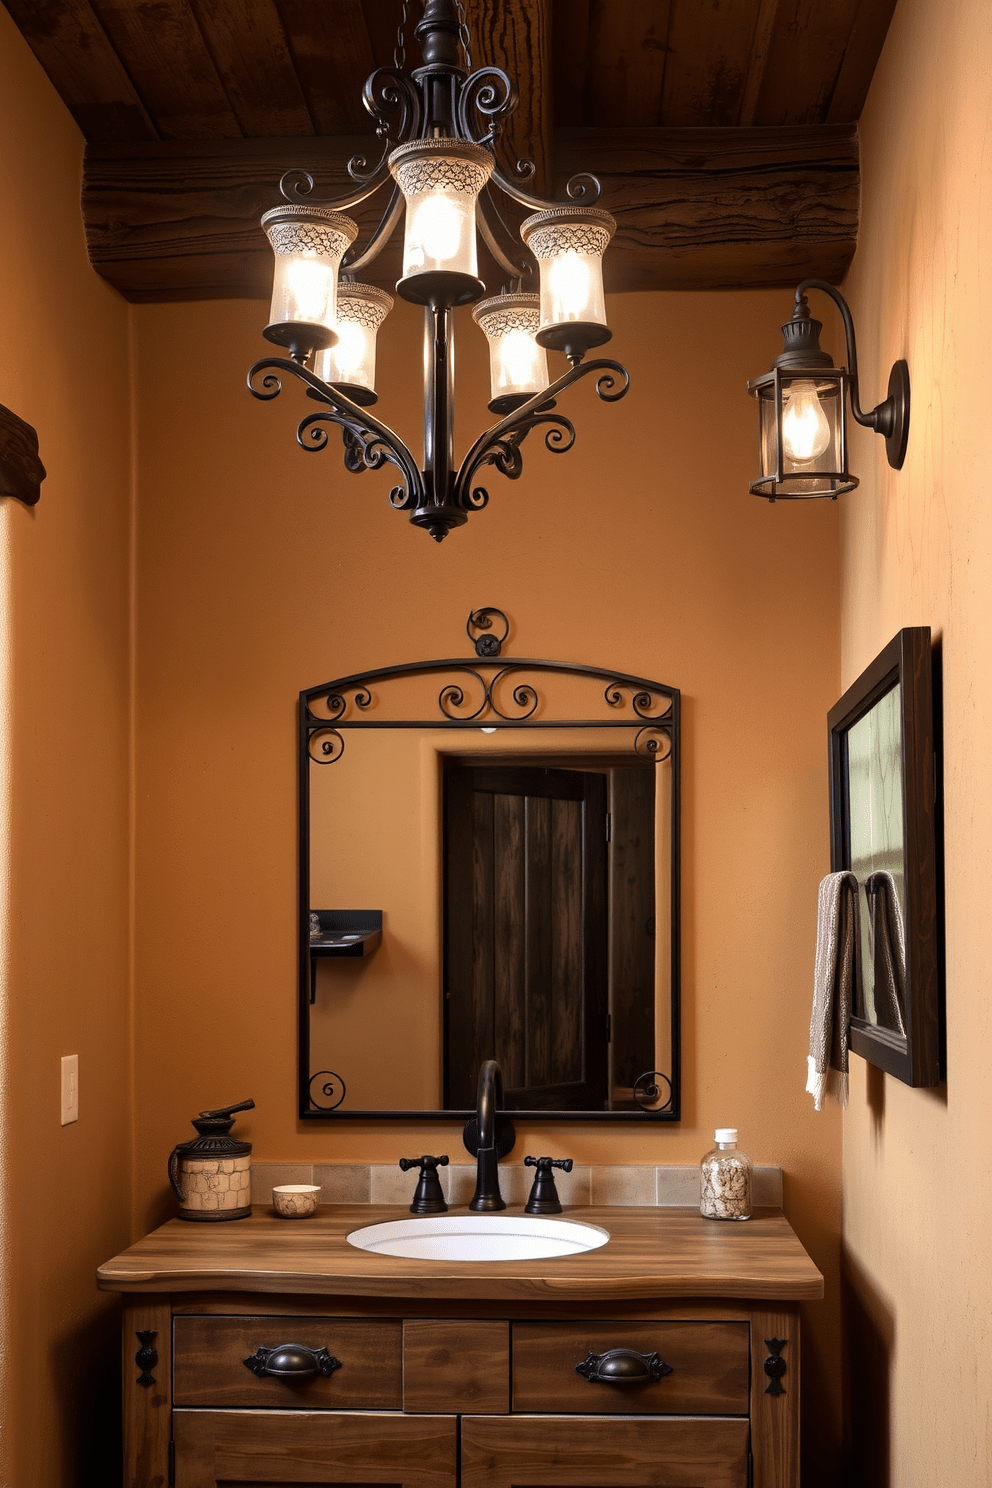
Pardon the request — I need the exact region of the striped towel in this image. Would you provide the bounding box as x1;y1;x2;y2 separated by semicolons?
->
806;871;859;1109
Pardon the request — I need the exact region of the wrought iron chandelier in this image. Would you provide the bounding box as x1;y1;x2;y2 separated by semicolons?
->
247;0;629;543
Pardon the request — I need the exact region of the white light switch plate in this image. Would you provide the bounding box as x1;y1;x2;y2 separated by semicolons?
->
61;1054;78;1125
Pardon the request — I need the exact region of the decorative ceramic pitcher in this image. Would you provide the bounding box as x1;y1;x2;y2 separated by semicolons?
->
168;1099;255;1222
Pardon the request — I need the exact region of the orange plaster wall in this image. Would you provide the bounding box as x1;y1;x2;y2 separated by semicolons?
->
132;286;843;1476
0;8;133;1486
840;0;992;1480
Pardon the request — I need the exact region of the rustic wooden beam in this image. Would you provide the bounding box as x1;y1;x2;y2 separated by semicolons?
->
82;123;858;302
558;123;859;291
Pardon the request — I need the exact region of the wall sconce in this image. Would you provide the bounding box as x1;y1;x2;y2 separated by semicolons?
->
747;278;910;501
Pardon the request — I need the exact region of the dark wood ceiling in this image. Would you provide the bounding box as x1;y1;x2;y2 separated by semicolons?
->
4;0;898;300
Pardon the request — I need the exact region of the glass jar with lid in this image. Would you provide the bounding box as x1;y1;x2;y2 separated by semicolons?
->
700;1127;752;1221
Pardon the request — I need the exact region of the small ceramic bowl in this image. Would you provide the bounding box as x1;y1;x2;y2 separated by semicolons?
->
272;1184;321;1218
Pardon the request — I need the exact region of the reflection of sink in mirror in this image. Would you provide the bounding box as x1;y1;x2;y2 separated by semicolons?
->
346;1214;610;1262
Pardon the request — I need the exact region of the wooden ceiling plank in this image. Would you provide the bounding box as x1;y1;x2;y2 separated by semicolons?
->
2;0;158;141
825;0;899;123
89;0;242;139
82;123;859;300
586;0;673;130
472;0;554;198
550;0;588;129
750;0;864;127
659;0;764;128
736;0;780;128
360;0;408;73
276;0;378;135
188;0;315;137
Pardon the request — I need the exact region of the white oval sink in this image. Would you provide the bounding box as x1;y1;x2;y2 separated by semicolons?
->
347;1214;610;1262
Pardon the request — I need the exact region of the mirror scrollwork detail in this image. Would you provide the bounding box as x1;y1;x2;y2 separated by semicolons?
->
300;608;681;1122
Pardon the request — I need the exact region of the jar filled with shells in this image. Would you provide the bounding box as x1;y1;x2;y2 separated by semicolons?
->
699;1127;753;1221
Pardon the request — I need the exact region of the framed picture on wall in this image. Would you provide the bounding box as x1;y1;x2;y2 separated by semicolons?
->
827;626;943;1087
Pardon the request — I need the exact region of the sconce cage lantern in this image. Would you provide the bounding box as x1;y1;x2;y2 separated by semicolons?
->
747;279;910;501
248;0;630;543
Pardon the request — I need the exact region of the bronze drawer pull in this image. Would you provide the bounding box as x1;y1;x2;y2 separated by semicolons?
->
576;1348;673;1385
243;1344;342;1381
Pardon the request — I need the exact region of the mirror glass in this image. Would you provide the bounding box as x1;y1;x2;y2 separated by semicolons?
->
846;681;907;1032
299;613;680;1122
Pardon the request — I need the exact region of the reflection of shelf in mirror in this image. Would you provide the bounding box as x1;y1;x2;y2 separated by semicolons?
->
309;911;383;1003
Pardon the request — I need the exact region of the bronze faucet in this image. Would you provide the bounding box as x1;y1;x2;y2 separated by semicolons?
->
464;1059;515;1212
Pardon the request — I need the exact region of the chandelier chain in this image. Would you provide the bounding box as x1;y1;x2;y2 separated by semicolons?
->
392;0;409;70
455;0;473;70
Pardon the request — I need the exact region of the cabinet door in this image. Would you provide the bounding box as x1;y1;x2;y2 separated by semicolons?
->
173;1410;456;1487
461;1414;749;1488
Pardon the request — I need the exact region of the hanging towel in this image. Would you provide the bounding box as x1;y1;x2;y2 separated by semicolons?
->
807;871;859;1110
865;870;907;1037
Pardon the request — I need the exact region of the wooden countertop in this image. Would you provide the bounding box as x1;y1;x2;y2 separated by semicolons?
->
97;1205;823;1302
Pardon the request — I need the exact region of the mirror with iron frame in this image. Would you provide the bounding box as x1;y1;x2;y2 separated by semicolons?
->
300;607;680;1122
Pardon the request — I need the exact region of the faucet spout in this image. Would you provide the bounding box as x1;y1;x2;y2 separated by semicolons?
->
465;1059;514;1212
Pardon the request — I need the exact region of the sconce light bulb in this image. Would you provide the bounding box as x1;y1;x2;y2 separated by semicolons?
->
781;380;831;462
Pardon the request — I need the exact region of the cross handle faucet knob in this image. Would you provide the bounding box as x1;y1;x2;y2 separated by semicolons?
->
524;1155;574;1214
398;1154;449;1214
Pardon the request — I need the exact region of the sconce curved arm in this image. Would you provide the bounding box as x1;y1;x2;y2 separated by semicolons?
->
795;277;910;469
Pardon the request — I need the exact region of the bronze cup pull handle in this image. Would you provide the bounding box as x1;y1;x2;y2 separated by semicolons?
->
576;1348;673;1385
243;1344;342;1382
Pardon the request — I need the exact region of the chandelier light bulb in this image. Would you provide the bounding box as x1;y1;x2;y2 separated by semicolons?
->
547;251;594;323
781;380;831;463
500;328;543;389
329;321;367;379
286;258;335;325
408;193;468;267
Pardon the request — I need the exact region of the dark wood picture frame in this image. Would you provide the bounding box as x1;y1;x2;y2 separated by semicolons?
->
827;626;942;1087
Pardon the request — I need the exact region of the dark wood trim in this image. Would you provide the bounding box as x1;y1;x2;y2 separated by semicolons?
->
122;1295;171;1488
750;1305;800;1488
82;124;858;301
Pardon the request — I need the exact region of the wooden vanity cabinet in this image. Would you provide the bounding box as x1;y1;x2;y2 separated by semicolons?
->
102;1207;821;1488
125;1296;799;1488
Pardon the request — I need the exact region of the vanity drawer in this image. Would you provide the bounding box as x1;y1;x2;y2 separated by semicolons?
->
462;1414;750;1488
511;1319;749;1415
173;1315;402;1408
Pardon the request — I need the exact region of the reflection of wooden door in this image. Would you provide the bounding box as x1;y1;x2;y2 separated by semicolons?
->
444;766;608;1111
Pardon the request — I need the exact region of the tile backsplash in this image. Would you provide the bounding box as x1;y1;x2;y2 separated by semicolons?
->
252;1162;783;1209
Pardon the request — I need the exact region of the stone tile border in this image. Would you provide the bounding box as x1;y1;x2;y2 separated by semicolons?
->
251;1162;783;1209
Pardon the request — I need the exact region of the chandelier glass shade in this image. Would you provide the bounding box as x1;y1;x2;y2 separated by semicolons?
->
248;0;629;543
312;283;394;405
747;280;910;501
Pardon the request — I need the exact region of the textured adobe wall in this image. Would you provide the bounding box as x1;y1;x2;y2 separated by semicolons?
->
0;8;133;1484
839;0;992;1480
